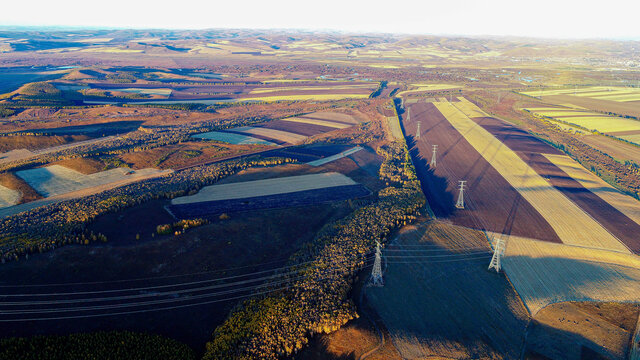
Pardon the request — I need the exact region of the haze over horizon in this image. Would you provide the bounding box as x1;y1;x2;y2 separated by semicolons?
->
2;0;640;40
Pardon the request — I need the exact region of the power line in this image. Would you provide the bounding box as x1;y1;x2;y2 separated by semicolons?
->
0;274;308;314
0;261;321;298
0;257;319;288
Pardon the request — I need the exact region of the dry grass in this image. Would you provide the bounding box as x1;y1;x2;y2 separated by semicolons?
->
0;182;21;208
452;96;490;118
366;222;528;359
493;232;640;315
0;135;89;152
281;117;351;129
51;157;105;174
530;302;639;359
0;172;40;204
241;94;370;102
434;99;630;252
619;133;640;145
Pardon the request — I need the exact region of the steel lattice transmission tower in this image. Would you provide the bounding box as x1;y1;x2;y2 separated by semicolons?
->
430;145;438;167
455;180;466;209
370;240;384;286
416;121;421;139
488;236;506;273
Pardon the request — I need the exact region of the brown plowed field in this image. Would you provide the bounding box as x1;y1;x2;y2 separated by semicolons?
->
404;102;561;242
258;120;335;136
474;117;640;254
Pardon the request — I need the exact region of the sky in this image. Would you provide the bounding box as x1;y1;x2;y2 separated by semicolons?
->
2;0;640;40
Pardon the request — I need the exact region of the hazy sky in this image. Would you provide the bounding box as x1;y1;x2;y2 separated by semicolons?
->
2;0;640;39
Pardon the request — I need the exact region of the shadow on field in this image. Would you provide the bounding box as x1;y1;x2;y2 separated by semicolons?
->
366;221;528;359
405;133;455;218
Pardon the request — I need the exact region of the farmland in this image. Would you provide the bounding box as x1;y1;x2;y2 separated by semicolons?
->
434;98;629;252
2;26;640;360
401;94;640;355
171;172;358;204
524;106;640;142
192;111;358;146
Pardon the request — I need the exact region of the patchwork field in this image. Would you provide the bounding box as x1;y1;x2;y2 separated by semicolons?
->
406;96;640;326
193;111;357;146
403;101;561;242
434;99;630;252
524;107;640;138
260;144;358;163
16;165;168;197
65;80;378;104
521;86;640;103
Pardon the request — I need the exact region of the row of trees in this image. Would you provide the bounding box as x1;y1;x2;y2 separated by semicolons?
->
204;139;425;359
156;218;209;235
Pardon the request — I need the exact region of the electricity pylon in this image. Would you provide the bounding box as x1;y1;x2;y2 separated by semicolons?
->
430;145;438;167
455;180;466;209
488;236;506;273
416;121;421;139
370;240;384;286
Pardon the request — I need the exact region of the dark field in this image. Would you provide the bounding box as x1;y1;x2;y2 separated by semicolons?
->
168;184;371;219
0;200;353;353
20;121;143;137
403;101;561;242
258;120;336;136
